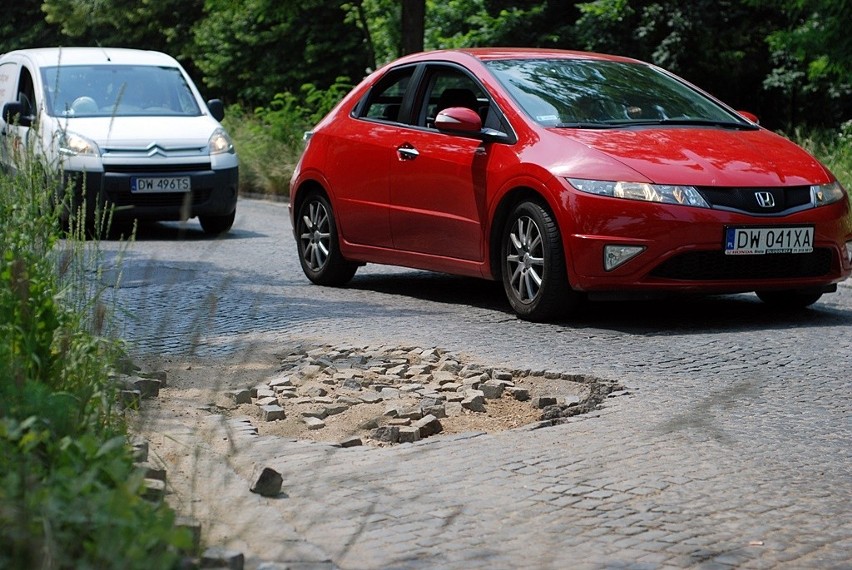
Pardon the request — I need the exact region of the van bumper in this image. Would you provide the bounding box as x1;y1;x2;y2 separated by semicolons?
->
62;166;239;222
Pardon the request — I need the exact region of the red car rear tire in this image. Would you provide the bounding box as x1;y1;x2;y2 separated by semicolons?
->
296;192;358;286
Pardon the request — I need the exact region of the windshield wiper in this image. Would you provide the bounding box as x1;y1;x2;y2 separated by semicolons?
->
611;118;759;130
554;121;620;129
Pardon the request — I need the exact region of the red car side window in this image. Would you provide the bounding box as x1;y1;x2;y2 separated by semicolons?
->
361;67;415;123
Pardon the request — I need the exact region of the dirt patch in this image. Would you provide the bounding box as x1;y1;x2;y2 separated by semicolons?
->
131;343;624;448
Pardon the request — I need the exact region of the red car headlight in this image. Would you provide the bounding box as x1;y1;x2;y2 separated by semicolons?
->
810;181;845;207
568;178;711;208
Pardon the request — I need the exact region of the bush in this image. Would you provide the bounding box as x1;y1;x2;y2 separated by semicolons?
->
792;121;852;191
225;77;353;198
0;162;190;568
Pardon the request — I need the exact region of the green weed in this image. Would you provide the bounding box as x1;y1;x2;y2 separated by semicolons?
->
791;121;852;191
0;154;190;568
225;78;353;198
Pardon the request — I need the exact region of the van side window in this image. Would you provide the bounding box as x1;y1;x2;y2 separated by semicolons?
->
17;67;36;116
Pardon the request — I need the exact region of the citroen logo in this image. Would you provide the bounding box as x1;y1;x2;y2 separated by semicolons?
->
146;143;168;157
754;191;775;208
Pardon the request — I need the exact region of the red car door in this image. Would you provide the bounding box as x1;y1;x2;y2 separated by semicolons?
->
323;120;395;248
387;68;492;262
388;129;487;261
322;66;421;249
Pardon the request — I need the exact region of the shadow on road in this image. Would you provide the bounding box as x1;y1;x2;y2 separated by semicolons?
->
347;270;851;335
103;220;265;241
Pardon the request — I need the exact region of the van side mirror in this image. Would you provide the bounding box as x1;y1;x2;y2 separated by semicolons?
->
207;99;225;122
2;102;33;127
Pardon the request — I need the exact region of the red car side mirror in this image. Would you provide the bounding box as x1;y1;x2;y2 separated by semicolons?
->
737;110;759;125
435;107;482;133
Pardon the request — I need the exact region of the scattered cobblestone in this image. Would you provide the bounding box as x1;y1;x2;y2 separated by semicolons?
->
226;344;621;446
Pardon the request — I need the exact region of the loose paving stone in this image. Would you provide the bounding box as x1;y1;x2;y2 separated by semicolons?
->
129;377;162;398
323;403;350;416
261;404;285;422
414;414;442;437
304;417;326;430
461;390;486;412
221;389;251;405
507;387;530;401
372;425;400;443
421;398;447;419
268;375;292;388
250;467;284;497
398;426;421;443
534;396;558;409
201;547;244;570
480;380;504;399
360;391;384;403
300;409;327;419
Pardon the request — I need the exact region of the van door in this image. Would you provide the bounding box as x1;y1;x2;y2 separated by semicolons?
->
0;61;37;171
0;59;21;169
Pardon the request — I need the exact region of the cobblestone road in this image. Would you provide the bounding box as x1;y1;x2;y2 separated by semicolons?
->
102;198;851;569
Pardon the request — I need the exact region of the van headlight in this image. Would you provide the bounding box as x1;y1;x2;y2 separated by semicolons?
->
208;127;235;155
58;132;100;156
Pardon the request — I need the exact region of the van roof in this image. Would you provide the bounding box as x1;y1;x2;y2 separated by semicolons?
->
3;47;181;68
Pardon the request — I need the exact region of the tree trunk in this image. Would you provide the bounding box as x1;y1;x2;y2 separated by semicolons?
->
401;0;425;55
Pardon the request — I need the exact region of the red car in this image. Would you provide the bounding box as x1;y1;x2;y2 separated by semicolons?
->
290;48;852;321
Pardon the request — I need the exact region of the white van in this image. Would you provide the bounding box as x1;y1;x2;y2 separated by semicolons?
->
0;47;238;234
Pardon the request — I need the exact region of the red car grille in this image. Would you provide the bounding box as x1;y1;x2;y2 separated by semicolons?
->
650;248;833;280
697;186;811;215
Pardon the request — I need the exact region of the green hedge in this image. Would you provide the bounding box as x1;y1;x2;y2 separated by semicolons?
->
0;164;191;568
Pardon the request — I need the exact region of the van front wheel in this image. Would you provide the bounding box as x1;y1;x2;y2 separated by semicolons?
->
199;210;236;235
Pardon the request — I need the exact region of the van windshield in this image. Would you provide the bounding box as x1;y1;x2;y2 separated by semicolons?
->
41;64;202;117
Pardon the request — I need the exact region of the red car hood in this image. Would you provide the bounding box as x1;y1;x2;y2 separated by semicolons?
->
558;127;829;187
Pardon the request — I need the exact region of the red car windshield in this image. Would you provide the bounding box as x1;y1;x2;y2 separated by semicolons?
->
484;58;754;129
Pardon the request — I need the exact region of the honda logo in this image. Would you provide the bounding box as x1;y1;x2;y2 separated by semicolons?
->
754;191;775;208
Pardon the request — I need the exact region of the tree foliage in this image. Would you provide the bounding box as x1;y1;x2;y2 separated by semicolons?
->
1;0;849;128
0;1;64;54
40;0;204;70
192;0;371;106
752;0;851;127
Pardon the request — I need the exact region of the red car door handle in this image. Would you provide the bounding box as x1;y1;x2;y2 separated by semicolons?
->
397;145;419;160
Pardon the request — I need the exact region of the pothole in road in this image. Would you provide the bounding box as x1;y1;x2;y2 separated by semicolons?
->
211;344;629;447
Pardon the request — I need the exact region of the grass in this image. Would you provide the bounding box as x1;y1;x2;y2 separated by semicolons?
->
790;121;852;191
0;157;191;568
223;106;301;198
